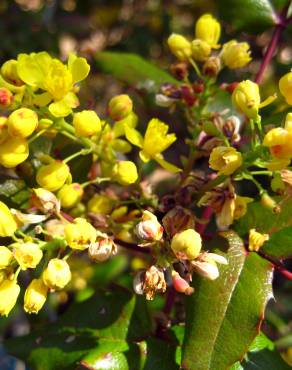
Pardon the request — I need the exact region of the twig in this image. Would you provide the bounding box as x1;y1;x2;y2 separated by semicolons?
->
255;6;289;84
115;239;150;254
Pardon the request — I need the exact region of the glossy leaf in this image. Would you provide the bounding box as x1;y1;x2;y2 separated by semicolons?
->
95;51;178;88
231;332;290;369
182;231;273;370
218;0;278;33
234;198;292;236
262;227;292;259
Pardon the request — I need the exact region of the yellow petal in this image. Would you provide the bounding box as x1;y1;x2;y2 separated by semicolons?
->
112;139;132;153
49;92;79;117
33;92;52;107
124;125;143;148
68;54;90;84
154;155;181;173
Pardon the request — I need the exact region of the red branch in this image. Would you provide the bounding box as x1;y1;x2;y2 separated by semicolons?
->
255;7;289;84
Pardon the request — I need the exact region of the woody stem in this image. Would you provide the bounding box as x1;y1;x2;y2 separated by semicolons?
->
255;6;289;84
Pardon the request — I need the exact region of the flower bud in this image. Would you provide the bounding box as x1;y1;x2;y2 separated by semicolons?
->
113;160;138;185
0;201;18;237
0;117;8;144
167;34;192;61
232;80;260;119
87;194;115;214
42;258;71;290
1;59;23;86
88;232;117;262
0;279;20;316
73;110;101;137
8;108;38;138
24;278;48;314
171;229;202;260
221;40;251;69
248;229;269;252
0;246;13;269
32;188;61;214
202;56;221;76
57;183;83;209
108;94;133;121
260;192;277;211
36;161;70;192
172;271;194;295
0;136;29;168
170;62;189;81
195;14;221;48
191;39;211;62
279;72;292;105
263;127;292;160
13;242;43;270
136;210;163;241
64;217;97;250
271;174;285;193
209;146;242;175
0;88;13;108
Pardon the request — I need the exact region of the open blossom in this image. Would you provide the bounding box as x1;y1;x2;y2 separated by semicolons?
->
221;40;251;69
64;217;97;250
279;72;292;105
209;146;242;176
13;242;43;270
24;279;48;314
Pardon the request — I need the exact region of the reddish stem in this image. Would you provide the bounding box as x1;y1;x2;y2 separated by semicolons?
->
255;7;289;84
275;266;292;280
196;206;213;235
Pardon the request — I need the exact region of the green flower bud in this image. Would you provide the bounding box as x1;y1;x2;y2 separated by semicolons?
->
171;229;202;260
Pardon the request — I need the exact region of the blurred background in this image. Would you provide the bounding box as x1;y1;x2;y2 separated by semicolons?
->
0;1;291;369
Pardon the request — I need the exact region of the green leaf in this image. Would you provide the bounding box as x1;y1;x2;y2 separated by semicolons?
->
182;231;273;370
95;51;178;88
218;0;277;33
235;198;292;236
4;288;144;370
0;178;30;208
231;332;290;369
262;227;292;259
142;338;179;370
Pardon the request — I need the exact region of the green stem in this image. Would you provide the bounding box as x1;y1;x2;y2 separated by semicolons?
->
81;177;110;188
64;148;93;164
28;128;49;144
250;170;272;176
188;57;202;78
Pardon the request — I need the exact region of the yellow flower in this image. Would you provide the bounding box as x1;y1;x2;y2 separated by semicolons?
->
234;196;253;219
64;217;97;250
167;34;192;61
57;183;83;209
279;72;292;105
24;278;48;314
232;80;260;119
248;229;269;252
112;112;138;138
191;39;211;62
13;242;43;270
171;229;202;260
209;146;242;175
36;161;70;192
108;94;133;121
263;127;292;160
0;136;29;168
1;59;23;86
285;112;292;133
0;279;20;316
87;194;115;214
0;201;18;237
221;40;251;69
0;246;13;269
17;52;90;117
73;110;101;137
125;118;180;173
8;108;38;138
113;160;138;185
195;14;221;48
232;80;276;119
42;258;71;290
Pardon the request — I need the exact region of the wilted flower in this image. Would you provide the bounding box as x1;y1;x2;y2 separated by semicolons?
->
136;210;163;242
88;232;117;262
191;252;227;280
209;146;242;175
32;188;61;214
133;265;166;300
162;206;195;238
248;229;269;252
